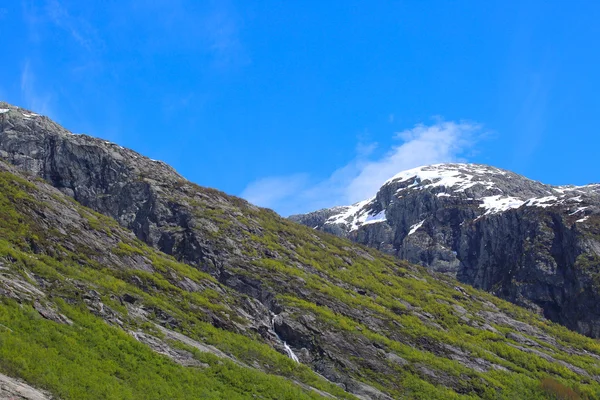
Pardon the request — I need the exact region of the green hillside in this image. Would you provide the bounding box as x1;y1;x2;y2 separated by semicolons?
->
0;159;599;399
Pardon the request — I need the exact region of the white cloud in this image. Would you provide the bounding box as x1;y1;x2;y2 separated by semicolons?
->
241;174;309;211
346;121;479;203
20;61;53;116
241;121;481;216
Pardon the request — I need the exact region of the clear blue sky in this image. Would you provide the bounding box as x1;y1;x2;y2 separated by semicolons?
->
1;1;599;215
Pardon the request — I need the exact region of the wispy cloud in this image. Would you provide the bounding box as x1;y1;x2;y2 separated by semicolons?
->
44;0;103;52
20;60;53;116
22;1;43;43
203;4;248;69
241;174;309;211
241;121;482;216
21;0;103;52
512;72;550;168
123;0;248;70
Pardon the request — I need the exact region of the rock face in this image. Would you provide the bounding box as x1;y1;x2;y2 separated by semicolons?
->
0;373;52;400
3;101;600;399
291;163;600;337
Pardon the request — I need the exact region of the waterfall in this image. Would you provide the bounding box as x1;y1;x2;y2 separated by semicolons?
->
271;314;300;363
283;342;300;363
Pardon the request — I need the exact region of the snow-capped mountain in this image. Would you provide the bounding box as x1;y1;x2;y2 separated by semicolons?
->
291;163;600;337
294;163;598;235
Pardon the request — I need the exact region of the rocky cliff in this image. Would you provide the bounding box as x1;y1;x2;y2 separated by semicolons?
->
290;163;600;338
2;102;600;399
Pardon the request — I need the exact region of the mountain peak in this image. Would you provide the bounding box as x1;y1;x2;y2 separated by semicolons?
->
0;101;182;185
383;162;548;198
310;163;599;235
385;162;512;185
292;162;600;339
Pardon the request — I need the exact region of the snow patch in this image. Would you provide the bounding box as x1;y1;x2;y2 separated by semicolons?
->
569;207;588;216
0;108;9;114
325;198;373;229
576;216;589;223
408;220;425;236
320;163;598;231
479;195;524;215
525;196;558;208
363;210;386;226
325;200;388;232
386;163;507;194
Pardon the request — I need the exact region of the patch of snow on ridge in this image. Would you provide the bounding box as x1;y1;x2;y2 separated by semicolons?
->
554;185;600;195
408;220;425;236
348;206;387;232
524;196;558;208
386;164;504;194
0;108;9;114
362;210;387;226
324;199;388;232
569;207;588;216
320;163;598;231
566;196;582;203
325;198;375;224
480;195;524;215
480;194;566;215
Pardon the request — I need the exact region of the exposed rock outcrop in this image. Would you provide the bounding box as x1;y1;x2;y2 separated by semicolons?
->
0;373;52;400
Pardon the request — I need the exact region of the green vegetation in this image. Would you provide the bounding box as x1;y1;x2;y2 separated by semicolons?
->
0;299;331;400
575;253;600;288
0;170;353;399
0;167;600;399
221;206;600;399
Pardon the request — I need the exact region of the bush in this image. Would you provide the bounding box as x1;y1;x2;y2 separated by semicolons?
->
540;378;581;400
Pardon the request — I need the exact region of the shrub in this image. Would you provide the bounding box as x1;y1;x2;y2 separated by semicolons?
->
540;378;581;400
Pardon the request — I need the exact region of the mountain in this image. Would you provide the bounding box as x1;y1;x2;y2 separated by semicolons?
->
290;163;600;338
1;102;600;399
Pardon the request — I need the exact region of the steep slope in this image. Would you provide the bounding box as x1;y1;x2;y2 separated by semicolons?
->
290;164;600;338
2;103;600;399
0;162;351;400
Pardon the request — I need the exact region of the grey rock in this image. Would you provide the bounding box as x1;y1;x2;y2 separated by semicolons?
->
33;301;73;325
0;373;53;400
130;331;208;368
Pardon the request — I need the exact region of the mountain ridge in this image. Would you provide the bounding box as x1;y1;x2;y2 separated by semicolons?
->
291;163;600;338
292;163;598;233
2;101;600;399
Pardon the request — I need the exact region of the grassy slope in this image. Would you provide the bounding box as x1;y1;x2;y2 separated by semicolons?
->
0;169;352;400
0;166;599;399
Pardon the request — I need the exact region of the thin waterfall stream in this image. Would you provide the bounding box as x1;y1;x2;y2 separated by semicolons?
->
271;314;299;363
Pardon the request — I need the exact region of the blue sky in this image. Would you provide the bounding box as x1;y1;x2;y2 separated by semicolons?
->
1;1;599;215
